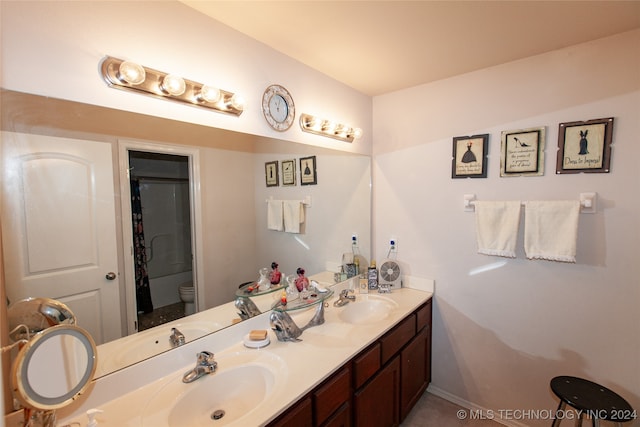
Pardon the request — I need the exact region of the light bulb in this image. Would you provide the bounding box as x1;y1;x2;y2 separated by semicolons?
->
161;74;186;96
198;85;221;103
229;94;244;110
118;61;145;85
321;120;336;133
353;128;363;139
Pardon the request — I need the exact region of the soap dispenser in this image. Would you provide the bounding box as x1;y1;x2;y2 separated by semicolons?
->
86;409;103;427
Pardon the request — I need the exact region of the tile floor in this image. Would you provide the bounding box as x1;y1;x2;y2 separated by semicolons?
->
402;392;502;427
137;302;185;331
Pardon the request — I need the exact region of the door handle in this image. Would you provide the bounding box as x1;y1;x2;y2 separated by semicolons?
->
105;272;117;280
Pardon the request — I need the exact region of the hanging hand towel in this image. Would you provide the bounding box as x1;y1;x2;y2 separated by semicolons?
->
267;199;283;231
475;201;521;258
524;200;580;263
283;200;305;233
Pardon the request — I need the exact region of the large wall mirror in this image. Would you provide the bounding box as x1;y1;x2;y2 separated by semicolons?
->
1;90;371;383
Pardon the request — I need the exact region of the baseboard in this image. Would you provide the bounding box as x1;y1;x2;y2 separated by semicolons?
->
426;385;529;427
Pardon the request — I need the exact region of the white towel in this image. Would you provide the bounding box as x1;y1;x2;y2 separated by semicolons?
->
524;200;580;263
283;200;305;233
475;201;521;258
267;199;283;231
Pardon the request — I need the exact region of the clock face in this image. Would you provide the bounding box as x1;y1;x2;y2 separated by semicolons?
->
262;85;295;131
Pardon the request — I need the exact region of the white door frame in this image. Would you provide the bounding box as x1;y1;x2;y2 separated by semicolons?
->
118;139;204;335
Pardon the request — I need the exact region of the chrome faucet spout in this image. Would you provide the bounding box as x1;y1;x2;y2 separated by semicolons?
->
235;296;261;320
170;327;185;348
182;351;217;383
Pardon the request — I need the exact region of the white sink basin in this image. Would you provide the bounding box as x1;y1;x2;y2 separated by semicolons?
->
338;294;398;324
141;350;285;427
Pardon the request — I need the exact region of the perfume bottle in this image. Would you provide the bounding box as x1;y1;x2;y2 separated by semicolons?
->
270;261;282;285
295;267;309;294
257;267;270;290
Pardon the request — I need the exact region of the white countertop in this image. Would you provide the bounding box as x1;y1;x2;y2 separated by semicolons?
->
7;276;432;427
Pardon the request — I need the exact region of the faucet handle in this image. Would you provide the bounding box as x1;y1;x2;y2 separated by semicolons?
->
196;351;215;365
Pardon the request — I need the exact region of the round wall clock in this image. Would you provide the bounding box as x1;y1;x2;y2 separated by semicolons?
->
262;84;295;131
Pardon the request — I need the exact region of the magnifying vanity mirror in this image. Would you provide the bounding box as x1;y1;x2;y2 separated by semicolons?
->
11;324;96;411
1;89;371;384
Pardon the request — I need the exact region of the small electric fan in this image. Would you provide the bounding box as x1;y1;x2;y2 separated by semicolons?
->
379;259;402;288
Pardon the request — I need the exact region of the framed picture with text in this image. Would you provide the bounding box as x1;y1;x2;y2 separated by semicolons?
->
500;127;545;177
299;155;317;185
265;160;278;187
281;159;296;186
452;134;488;178
556;117;614;174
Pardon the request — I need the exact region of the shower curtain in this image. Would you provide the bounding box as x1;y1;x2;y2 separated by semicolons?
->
131;179;154;314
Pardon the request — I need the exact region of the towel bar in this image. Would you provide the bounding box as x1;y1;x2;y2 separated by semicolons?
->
463;193;596;214
266;195;312;207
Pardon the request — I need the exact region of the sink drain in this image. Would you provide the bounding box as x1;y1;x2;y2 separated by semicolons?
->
211;409;225;420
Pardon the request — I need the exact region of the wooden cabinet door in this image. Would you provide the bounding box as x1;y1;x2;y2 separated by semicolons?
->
354;356;400;427
267;396;313;427
400;327;430;421
322;402;351;427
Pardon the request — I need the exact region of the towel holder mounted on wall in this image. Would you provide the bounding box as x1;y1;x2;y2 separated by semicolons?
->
266;195;312;207
463;193;596;214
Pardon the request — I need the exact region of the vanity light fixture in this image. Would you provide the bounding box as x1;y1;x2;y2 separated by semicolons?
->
100;56;244;116
299;113;362;143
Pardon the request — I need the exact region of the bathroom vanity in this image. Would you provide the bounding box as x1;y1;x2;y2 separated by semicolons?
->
5;276;432;427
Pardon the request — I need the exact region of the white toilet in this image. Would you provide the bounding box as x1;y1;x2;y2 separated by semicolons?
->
178;282;195;316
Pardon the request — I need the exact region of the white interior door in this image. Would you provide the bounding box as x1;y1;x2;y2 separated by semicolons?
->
1;131;122;345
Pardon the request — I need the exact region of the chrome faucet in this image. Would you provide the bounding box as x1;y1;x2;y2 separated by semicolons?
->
182;351;217;383
333;289;356;307
169;327;185;348
235;296;261;320
270;300;327;342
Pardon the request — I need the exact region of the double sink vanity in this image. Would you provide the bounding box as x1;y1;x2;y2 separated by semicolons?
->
16;273;432;427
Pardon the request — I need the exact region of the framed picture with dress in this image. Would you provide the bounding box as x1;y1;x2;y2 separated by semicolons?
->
265;160;278;187
299;155;317;185
500;127;545;177
452;134;488;178
556;117;614;174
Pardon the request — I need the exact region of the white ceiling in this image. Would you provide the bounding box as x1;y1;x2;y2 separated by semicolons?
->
181;1;640;96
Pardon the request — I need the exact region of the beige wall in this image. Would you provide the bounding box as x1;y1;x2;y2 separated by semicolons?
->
0;1;372;156
373;29;640;426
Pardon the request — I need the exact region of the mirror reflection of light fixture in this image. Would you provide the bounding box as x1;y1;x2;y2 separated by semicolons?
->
299;113;362;143
100;56;243;116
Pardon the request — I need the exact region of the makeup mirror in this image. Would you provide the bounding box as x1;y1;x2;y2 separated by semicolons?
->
11;324;97;410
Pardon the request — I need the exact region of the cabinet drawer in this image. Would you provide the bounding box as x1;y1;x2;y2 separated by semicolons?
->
416;299;432;332
353;343;381;389
314;365;351;425
380;314;416;364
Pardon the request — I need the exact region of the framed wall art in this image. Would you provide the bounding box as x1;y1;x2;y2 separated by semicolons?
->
265;160;278;187
452;134;489;178
299;155;317;185
281;159;296;186
556;117;614;174
500;127;545;177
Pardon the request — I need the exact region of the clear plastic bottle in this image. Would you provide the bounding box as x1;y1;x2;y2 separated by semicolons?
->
367;260;378;291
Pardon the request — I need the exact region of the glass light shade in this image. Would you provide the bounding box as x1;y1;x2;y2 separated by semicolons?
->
321;120;336;133
230;94;245;110
118;61;146;85
161;74;186;96
198;85;221;103
353;128;363;139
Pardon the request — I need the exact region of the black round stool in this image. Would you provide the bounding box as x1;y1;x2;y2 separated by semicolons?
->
550;376;636;427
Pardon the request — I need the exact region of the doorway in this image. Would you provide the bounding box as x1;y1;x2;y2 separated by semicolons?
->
119;140;204;336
